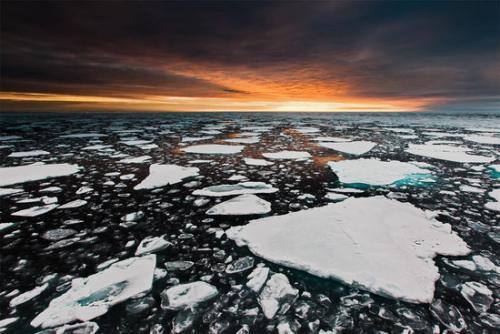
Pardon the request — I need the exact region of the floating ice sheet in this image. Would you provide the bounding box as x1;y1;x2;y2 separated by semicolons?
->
464;135;500;145
206;194;271;215
0;163;80;187
181;144;244;154
193;182;278;197
262;151;311;160
227;196;470;303
243;158;274;166
12;204;58;217
8;150;50;158
318;141;377;155
160;281;218;310
31;255;156;328
328;159;433;186
406;143;495;163
134;164;199;190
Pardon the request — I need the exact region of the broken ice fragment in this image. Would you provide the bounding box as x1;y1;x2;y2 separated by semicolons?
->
135;235;171;256
8;150;50;158
134;164;199;190
0;163;80;187
226;256;254;274
227;196;469;303
258;273;298;319
160;281;218;310
243;158;274;166
57;199;87;209
181;144;244;154
246;265;269;292
12;204;58;217
42;229;77;241
318;141;376;155
430;299;467;332
459;282;493;314
206;194;271;215
165;261;194;271
9;283;48;307
31;255;156;328
193;182;278;197
262;151;311;160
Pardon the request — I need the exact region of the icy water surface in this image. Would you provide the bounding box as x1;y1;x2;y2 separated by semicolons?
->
0;112;499;333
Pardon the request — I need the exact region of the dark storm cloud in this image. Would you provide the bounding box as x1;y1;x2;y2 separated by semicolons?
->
1;1;499;110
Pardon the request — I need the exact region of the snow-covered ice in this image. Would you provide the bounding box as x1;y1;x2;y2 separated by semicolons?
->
244;158;274;166
134;164;199;190
11;204;58;217
160;281;218;310
262;151;311;160
258;273;298;319
406;143;495;163
228;196;470;303
193;182;278;197
318;141;377;155
0;163;80;187
206;194;271;215
8;150;50;158
181;144;244;154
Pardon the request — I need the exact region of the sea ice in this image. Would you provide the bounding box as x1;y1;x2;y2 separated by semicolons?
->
258;273;298;319
160;282;218;310
0;163;80;187
227;196;470;303
118;155;152;164
224;137;260;144
181;136;214;142
459;282;493;314
406;143;495;163
135;235;171;256
59;133;107;138
11;204;58;217
181;144;244;154
324;193;348;201
0;187;23;196
485;189;500;212
312;136;351;142
193;182;278;197
226;256;255;274
328;159;433;186
244;158;274;166
206;194;271;215
246;265;269;292
9;283;49;307
318;141;377;155
463;135;500;145
134;164;199;190
57;199;88;209
31;255;156;328
262;151;311;160
8;150;50;158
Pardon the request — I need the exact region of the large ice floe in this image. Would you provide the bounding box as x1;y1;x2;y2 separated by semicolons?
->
134;164;199;190
0;163;80;187
206;194;271;215
318;141;377;155
31;255;156;328
262;151;311;160
328;159;434;186
227;196;470;303
406;143;496;163
181;144;244;154
193;182;278;197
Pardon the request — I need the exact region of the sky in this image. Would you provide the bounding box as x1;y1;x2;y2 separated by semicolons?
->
1;1;499;113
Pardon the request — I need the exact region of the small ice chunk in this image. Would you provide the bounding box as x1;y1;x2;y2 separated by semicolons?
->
9;283;48;307
263;151;311;160
134;164;199;190
258;273;298;319
206;194;271;215
135;235;171;256
459;282;493;313
42;229;77;241
328;159;433;186
31;255;156;328
182;136;214;142
160;281;218;310
246;265;269;292
118;155;152;164
58;199;87;209
318;141;377;155
0;163;80;187
8;150;50;158
76;186;93;195
226;256;255;274
12;204;58;217
244;158;274;166
181;144;244;154
193;182;278;197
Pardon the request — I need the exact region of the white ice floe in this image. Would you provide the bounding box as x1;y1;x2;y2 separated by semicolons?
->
135;235;171;256
324;193;348;201
464;135;500;145
227;196;470;303
9;283;49;307
244;158;274;166
0;163;80;187
82;144;113;151
262;151;311;160
318;141;377;155
206;194;271;215
161;282;218;310
11;204;58;217
31;255;156;328
328;159;433;186
181;144;244;154
246;265;269;292
57;199;88;209
485;189;500;212
59;133;107;139
295;127;320;134
406;143;495;163
224;137;260;144
8;150;50;158
120;139;153;146
76;186;93;195
134;164;199;190
0;188;23;196
258;273;298;319
193;182;278;197
312;136;352;142
118;155;152;164
188;159;213;164
181;136;214;142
